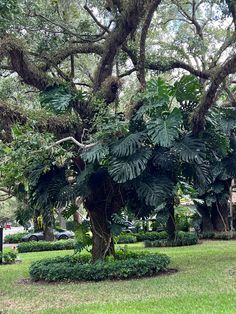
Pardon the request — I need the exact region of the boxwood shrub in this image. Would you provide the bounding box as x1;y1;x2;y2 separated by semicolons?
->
134;231;168;242
145;232;198;248
0;250;18;264
18;240;75;253
29;251;170;282
199;231;236;240
116;233;137;244
4;232;28;244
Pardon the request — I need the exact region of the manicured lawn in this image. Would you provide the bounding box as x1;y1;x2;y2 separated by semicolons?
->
1;241;236;313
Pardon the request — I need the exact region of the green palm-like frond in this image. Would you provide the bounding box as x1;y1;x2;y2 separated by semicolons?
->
108;149;152;183
152;147;176;170
223;151;236;178
134;175;174;207
81;143;109;163
172;135;206;163
111;132;146;157
174;75;202;103
40;85;75;113
147;108;182;147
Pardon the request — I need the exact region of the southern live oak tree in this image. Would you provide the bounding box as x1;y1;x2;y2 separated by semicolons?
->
0;0;236;260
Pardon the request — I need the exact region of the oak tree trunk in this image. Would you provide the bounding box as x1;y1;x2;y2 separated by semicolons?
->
89;209;115;262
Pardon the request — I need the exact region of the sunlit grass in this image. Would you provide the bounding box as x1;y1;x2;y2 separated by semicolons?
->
1;241;236;313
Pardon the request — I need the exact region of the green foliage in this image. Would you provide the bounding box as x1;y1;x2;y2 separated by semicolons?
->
4;232;28;244
175;205;194;232
17;240;75;253
147;108;182;147
29;251;170;282
199;232;236;240
174;75;202;103
66;221;79;231
108;149;152;183
144;232;198;247
134;175;174;207
116;233;137;244
135;78;172;118
133;231;168;242
111;132;146;157
0;250;18;264
39;85;83;113
172;135;206;163
81;143;109;163
74;222;92;253
0;0;19;33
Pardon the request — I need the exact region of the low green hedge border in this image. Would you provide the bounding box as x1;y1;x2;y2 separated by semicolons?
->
4;232;28;244
116;233;137;244
199;231;236;240
29;251;170;282
116;231;168;244
18;240;75;253
145;232;198;248
133;231;168;242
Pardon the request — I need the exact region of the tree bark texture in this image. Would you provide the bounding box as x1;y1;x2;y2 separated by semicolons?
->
166;198;176;240
84;169;123;261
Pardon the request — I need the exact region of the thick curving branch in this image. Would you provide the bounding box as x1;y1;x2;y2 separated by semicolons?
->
119;59;210;79
93;0;148;92
0;37;53;90
0;102;79;143
41;43;104;71
191;54;236;135
147;59;210;79
139;0;161;88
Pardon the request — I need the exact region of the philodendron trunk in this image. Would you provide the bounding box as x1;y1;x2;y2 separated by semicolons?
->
44;225;54;241
89;209;115;262
166;198;176;240
211;201;229;232
197;204;213;233
84;169;123;262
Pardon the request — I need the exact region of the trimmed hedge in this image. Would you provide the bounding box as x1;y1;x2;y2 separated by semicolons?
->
199;231;236;240
4;232;28;244
29;251;170;282
145;232;198;248
116;233;137;244
18;240;75;253
133;231;168;242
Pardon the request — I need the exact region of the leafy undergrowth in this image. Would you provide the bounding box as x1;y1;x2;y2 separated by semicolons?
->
1;241;236;313
29;251;170;282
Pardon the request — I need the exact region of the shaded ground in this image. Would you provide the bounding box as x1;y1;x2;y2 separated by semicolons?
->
1;241;236;313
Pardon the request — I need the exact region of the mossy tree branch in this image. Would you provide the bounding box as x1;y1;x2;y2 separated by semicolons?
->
191;54;236;135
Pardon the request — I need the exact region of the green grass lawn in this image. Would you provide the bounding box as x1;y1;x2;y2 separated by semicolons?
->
1;241;236;314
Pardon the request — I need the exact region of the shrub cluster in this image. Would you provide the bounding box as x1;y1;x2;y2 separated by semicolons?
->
29;251;170;282
4;232;28;244
18;240;75;253
144;232;198;248
0;250;18;264
199;231;236;240
133;231;168;242
116;233;137;244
